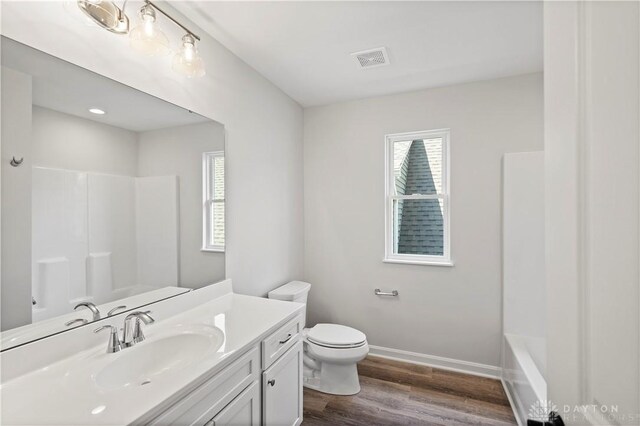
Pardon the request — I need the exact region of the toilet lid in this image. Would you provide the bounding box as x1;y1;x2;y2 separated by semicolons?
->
307;324;366;348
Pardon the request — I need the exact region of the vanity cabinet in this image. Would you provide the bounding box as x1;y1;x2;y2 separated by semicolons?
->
148;314;303;426
262;342;303;426
206;380;260;426
149;348;261;425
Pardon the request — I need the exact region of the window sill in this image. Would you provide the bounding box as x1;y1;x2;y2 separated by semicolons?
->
202;247;225;253
383;258;454;267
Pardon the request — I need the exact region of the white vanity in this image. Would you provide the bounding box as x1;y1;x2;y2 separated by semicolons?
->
0;280;305;425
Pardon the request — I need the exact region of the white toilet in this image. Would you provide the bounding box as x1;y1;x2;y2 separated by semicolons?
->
268;281;369;395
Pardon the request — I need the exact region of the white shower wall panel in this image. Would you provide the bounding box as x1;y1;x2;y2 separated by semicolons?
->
32;167;88;321
502;151;546;426
502;152;546;339
32;168;179;322
87;173;138;291
135;176;179;288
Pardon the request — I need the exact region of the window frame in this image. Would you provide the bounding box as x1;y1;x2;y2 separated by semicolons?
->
202;151;225;253
383;129;452;266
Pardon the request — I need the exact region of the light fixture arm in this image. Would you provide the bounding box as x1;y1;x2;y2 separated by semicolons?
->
144;1;200;41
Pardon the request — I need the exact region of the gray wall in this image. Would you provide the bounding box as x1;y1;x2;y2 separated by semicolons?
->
1;67;33;330
303;73;543;368
138;122;226;288
31;106;138;175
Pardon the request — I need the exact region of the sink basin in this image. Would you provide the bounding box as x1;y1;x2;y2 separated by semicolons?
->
94;325;224;389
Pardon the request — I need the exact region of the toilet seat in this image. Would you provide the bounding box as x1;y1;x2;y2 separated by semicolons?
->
306;324;366;349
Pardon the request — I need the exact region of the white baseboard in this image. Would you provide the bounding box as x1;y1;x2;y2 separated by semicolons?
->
501;378;524;426
367;344;502;379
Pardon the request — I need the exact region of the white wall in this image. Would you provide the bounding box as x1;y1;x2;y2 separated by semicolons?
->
138;122;226;288
545;2;639;424
584;4;639;420
303;73;543;368
31;106;138;176
1;0;304;297
1;67;33;330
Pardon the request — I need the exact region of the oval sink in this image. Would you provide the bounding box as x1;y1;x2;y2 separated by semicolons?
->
94;325;224;390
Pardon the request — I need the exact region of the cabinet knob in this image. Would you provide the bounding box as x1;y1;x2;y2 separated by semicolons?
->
268;379;276;387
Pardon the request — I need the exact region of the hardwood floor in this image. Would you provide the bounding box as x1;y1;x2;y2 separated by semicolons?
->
303;356;516;426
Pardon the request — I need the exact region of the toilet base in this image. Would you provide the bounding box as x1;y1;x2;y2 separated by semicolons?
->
303;361;362;395
302;339;368;396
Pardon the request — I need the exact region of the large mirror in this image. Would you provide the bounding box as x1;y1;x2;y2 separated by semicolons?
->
0;37;226;350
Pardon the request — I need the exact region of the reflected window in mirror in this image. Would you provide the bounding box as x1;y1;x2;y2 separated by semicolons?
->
203;151;225;252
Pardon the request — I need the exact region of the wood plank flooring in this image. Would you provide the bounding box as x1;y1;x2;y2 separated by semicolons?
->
303;356;516;426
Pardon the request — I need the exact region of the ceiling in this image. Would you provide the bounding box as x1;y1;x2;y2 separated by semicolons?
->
175;1;543;107
1;37;210;132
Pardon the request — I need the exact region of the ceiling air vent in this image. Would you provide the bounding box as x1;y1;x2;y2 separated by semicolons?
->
351;47;390;69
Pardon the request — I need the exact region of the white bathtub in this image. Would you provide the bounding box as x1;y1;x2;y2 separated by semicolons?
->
502;333;547;425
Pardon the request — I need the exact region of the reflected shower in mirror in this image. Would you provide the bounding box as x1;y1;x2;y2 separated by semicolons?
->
0;37;225;350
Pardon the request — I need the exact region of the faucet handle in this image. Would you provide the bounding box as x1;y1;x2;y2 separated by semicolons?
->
136;311;154;324
107;305;127;316
94;325;122;353
123;311;155;347
65;318;88;327
132;312;154;344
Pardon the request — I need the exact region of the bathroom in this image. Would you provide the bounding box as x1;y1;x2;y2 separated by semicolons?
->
0;1;638;426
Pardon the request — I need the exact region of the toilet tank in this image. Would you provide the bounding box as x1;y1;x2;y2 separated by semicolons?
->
268;281;311;327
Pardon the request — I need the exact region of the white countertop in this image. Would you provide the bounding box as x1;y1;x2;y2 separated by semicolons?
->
0;290;303;425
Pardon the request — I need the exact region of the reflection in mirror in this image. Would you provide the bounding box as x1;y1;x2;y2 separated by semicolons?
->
0;37;225;351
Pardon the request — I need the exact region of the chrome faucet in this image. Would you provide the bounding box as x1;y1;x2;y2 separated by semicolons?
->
94;325;123;353
74;302;101;321
94;311;155;353
122;311;155;347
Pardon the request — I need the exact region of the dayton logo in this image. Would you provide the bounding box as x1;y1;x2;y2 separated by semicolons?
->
529;399;558;422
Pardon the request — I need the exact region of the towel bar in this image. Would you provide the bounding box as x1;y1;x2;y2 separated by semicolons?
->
374;289;399;297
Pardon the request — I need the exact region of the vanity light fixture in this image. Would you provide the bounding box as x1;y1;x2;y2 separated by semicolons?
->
172;34;206;78
129;3;170;57
77;0;129;34
89;108;106;115
74;0;205;77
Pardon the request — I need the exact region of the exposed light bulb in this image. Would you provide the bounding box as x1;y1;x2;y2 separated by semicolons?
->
129;4;170;57
89;108;106;115
172;34;205;78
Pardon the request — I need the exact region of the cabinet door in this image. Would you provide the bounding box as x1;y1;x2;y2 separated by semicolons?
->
208;380;260;426
262;341;303;426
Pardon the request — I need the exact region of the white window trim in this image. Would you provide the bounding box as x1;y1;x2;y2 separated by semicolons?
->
384;129;452;266
202;151;225;252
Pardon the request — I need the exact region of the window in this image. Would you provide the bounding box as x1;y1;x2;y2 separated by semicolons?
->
384;129;451;266
203;151;225;252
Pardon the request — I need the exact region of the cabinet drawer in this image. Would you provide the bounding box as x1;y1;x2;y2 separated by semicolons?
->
262;315;301;369
149;346;260;426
